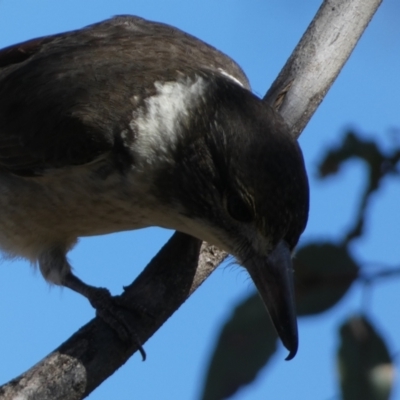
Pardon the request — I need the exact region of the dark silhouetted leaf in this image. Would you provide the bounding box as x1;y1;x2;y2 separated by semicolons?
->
337;315;394;400
318;131;386;181
317;131;400;244
294;243;359;315
200;293;278;400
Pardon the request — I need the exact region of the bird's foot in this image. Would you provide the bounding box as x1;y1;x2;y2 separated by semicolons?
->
62;272;147;360
88;287;147;361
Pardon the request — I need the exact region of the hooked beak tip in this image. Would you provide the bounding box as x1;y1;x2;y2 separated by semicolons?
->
284;339;298;361
245;240;298;361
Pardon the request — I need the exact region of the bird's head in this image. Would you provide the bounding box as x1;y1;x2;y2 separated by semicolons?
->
137;74;309;359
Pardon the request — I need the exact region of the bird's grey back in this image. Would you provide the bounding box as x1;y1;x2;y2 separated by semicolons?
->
0;15;250;176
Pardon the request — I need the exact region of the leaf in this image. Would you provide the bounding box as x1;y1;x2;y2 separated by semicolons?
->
317;131;386;182
337;315;394;400
316;131;400;243
200;293;278;400
294;243;359;315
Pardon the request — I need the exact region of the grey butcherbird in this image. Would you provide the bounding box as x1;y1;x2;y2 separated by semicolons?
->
0;16;309;360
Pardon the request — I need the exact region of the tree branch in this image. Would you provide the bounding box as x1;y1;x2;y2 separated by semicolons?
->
0;235;225;399
265;0;382;138
0;0;382;399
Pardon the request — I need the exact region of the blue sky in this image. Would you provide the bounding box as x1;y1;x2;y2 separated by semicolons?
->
0;1;399;399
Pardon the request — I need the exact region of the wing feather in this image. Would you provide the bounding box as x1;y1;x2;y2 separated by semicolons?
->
0;15;250;176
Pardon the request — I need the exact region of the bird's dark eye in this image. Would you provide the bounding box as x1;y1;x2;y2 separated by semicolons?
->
226;193;254;223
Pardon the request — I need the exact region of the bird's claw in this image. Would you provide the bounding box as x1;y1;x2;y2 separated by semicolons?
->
88;287;147;361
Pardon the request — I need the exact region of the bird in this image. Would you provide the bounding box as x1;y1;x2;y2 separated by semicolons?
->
0;15;309;360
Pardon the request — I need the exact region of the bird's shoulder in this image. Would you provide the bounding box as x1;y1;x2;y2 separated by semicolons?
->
0;16;250;177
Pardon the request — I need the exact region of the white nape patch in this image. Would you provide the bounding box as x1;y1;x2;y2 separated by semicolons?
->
217;68;245;87
130;76;207;169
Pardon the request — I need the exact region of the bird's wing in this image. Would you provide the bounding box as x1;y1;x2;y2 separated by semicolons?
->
0;15;250;176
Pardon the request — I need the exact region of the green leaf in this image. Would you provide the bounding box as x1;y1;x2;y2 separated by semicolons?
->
200;293;277;400
294;243;359;315
337;315;394;400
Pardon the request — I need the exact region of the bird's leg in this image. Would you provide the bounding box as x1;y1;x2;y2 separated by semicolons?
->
39;247;146;359
62;272;147;361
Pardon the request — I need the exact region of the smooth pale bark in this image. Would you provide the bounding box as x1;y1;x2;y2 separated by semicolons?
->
265;0;382;138
0;0;382;399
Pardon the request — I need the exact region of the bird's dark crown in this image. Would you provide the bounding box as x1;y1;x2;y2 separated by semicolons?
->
152;76;309;251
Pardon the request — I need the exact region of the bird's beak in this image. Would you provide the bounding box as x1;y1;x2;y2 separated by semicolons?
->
245;240;298;360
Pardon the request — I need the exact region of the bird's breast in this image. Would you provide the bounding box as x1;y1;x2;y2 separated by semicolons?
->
0;164;163;263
